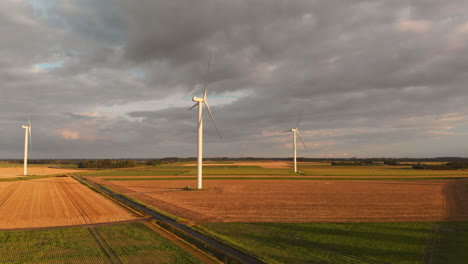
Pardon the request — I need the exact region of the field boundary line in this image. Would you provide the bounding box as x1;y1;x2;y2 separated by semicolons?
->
420;223;439;264
0;218;152;231
144;221;221;264
73;175;146;218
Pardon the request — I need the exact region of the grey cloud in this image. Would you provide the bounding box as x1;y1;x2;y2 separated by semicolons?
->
1;0;468;158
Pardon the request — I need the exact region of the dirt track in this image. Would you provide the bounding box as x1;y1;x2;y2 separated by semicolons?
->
94;178;468;223
0;177;139;229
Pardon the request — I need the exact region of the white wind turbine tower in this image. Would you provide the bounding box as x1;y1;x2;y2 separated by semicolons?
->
22;118;32;176
189;50;222;189
285;111;307;173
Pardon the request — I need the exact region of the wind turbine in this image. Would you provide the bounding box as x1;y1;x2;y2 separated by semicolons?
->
189;50;222;189
285;111;307;173
22;118;32;176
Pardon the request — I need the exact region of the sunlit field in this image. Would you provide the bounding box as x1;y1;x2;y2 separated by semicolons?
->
81;161;468;263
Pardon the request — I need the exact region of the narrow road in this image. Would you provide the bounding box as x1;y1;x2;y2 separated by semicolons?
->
74;174;264;264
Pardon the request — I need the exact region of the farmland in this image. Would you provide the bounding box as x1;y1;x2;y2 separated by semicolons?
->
0;222;203;264
83;161;468;263
88;178;467;223
199;222;468;264
0;176;139;229
1;161;467;263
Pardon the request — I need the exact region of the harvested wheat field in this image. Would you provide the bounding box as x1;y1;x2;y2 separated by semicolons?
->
94;178;468;223
0;167;86;178
0;176;139;229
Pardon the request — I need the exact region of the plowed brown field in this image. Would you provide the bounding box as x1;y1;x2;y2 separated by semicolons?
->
0;177;139;229
0;167;86;178
92;178;468;223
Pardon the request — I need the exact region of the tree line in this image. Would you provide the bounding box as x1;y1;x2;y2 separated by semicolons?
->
77;159;136;168
412;162;468;170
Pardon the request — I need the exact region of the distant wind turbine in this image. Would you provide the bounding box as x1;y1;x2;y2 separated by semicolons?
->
189;50;222;189
285;111;307;173
22;118;32;176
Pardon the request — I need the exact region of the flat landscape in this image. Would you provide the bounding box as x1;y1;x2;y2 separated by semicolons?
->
80;161;468;263
0;176;139;229
1;161;467;263
89;178;468;223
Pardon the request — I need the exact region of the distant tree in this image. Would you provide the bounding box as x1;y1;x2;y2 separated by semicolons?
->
78;159;137;169
384;160;399;166
148;160;163;166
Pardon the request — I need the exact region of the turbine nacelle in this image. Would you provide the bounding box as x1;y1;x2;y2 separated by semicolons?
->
192;96;204;102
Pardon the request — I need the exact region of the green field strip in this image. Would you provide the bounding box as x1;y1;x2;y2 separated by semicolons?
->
0;222;203;264
179;167;296;176
82;169;190;177
198;222;468;264
103;176;467;181
301;168;468;177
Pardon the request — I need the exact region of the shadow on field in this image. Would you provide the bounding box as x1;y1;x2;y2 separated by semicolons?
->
442;178;468;221
203;222;433;263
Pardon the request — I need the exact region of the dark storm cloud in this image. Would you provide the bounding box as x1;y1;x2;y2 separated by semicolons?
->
1;0;468;158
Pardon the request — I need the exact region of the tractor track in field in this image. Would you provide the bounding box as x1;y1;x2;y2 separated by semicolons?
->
88;227;123;264
0;182;20;208
420;223;440;264
75;174;265;264
62;181;93;224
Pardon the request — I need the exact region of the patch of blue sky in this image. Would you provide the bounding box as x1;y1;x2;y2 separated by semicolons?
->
27;0;125;43
37;61;64;70
26;0;56;18
129;69;146;80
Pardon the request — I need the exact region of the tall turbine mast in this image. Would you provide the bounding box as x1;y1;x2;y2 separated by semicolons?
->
22;118;32;176
284;111;307;173
189;50;222;189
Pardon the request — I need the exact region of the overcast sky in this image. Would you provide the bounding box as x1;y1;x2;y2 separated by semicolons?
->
1;0;468;159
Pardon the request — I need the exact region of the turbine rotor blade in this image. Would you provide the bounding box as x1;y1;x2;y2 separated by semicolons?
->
283;130;292;133
295;110;303;129
203;50;212;100
28;127;32;152
188;102;198;110
203;100;222;138
296;131;307;149
28;117;32;152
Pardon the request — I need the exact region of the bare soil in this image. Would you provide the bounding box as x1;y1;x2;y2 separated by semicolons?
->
92;178;468;223
0;177;139;229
